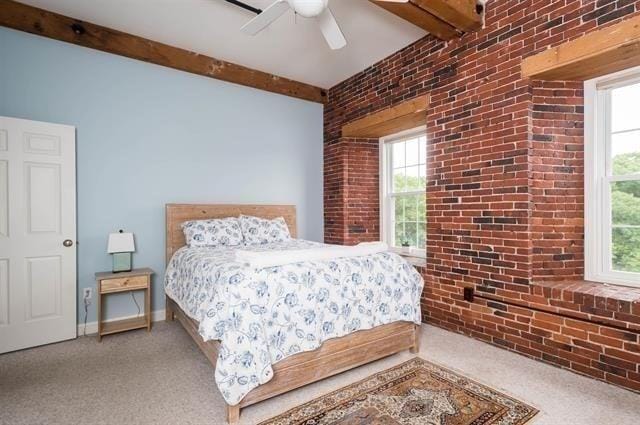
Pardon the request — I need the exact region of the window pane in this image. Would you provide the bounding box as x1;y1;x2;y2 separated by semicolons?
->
406;138;420;166
612;81;640;133
393;168;406;192
394;197;405;223
417;222;426;249
392;195;425;249
405;166;422;191
404;195;418;221
612;227;640;273
611;130;640;175
392;142;405;168
405;222;417;247
395;222;405;247
612;181;640;226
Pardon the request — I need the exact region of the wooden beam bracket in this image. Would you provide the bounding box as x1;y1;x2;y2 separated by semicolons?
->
411;0;482;33
370;0;483;40
370;0;459;40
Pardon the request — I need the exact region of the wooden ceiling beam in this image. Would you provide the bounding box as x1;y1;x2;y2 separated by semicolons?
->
370;0;459;41
522;15;640;81
0;0;326;103
411;0;482;33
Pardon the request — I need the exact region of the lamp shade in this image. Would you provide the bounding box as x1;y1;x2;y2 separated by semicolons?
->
107;232;135;253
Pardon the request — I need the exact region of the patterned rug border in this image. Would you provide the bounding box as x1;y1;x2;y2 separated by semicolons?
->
422;357;543;422
258;357;540;425
420;357;543;421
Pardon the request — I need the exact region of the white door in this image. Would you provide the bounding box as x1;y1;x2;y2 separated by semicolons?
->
0;116;76;353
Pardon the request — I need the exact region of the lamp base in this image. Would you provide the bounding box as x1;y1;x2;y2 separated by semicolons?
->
112;252;132;273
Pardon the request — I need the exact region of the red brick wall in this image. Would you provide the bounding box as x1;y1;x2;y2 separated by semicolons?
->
324;138;379;244
531;81;585;280
324;139;348;244
345;138;380;245
324;0;640;392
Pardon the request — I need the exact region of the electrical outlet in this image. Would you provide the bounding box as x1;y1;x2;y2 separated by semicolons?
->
463;287;474;302
83;287;92;300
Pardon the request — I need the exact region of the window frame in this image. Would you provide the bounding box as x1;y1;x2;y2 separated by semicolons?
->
584;65;640;288
379;126;427;259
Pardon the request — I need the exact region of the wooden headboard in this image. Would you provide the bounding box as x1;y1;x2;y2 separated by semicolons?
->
165;203;297;263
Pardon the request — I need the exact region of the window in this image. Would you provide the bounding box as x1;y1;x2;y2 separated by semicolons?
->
380;128;427;258
585;66;640;287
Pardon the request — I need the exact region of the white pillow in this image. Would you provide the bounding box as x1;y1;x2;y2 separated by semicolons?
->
181;217;244;247
239;215;291;245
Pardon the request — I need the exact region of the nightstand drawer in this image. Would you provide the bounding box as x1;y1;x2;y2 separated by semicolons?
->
100;275;147;293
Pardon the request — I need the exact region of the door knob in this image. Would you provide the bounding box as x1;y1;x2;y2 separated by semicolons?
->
63;239;74;247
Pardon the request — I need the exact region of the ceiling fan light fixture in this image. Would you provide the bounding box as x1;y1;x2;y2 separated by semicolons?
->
240;0;350;49
287;0;328;18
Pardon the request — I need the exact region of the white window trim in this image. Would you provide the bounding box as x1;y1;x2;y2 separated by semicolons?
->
584;65;640;288
379;126;427;259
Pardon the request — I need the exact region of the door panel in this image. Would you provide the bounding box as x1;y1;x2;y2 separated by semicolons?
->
0;160;7;237
26;256;61;320
0;130;7;151
25;162;61;234
0;116;76;353
23;132;61;156
0;258;8;325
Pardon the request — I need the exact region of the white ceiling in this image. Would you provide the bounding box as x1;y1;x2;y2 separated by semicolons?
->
17;0;426;89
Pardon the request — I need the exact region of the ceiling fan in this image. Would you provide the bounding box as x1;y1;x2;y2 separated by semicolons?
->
240;0;409;50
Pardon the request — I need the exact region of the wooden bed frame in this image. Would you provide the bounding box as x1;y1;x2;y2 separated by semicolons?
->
164;203;421;424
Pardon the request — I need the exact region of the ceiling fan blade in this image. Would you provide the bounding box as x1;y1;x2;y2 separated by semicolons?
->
240;0;290;36
317;7;347;50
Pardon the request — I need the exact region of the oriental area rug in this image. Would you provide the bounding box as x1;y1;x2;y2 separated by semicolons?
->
259;357;538;425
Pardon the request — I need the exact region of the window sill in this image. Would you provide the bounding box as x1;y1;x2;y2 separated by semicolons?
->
398;254;427;268
585;272;640;290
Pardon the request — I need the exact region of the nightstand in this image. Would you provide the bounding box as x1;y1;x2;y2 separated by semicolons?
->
95;268;154;341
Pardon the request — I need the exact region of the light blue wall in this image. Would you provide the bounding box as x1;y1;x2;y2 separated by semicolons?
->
0;28;324;323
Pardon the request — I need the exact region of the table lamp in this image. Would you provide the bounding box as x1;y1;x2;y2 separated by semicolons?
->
107;230;135;272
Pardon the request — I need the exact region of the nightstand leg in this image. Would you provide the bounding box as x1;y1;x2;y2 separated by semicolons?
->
97;288;102;342
145;283;151;332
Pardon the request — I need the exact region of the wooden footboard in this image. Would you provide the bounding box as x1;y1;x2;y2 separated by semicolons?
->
165;297;421;424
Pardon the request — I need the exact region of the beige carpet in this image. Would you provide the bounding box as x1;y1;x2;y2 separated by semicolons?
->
1;322;640;425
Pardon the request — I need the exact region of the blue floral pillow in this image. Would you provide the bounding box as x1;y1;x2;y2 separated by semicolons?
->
182;217;243;247
239;215;291;245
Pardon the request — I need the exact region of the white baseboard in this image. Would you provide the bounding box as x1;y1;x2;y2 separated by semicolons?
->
77;309;166;336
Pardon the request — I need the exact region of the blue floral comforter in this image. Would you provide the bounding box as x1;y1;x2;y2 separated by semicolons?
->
164;239;424;405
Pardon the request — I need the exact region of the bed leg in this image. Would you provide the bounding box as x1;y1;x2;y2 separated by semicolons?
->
410;324;421;354
227;404;240;424
165;297;174;322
